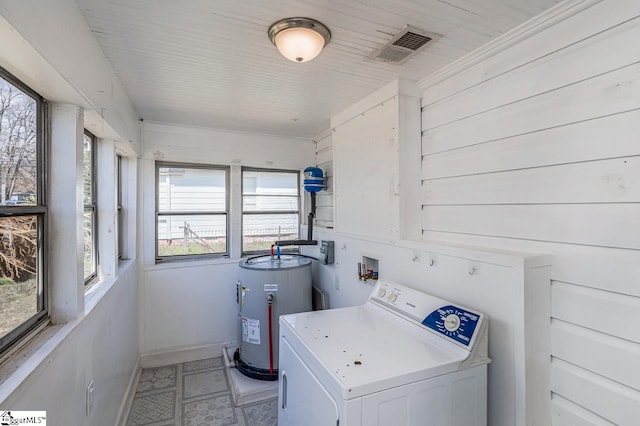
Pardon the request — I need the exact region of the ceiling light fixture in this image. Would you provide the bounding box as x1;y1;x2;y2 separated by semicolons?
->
268;17;331;63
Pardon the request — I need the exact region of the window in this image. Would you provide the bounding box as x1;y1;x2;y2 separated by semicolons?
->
83;130;97;283
117;154;123;261
242;169;299;254
0;67;47;355
156;163;228;260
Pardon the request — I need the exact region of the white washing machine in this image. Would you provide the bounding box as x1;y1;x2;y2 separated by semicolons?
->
278;280;490;426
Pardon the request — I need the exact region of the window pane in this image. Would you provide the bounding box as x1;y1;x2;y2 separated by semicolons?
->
242;171;298;196
241;170;299;254
157;214;226;256
158;167;226;212
83;134;93;205
117;155;123;260
83;211;95;280
0;78;37;206
117;207;123;260
243;195;298;212
0;216;39;339
243;213;298;252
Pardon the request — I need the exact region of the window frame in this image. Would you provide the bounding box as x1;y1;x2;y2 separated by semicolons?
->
155;162;230;262
83;129;98;285
116;154;123;261
241;167;301;256
0;66;48;356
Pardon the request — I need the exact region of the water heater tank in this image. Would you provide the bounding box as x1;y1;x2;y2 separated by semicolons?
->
236;256;312;380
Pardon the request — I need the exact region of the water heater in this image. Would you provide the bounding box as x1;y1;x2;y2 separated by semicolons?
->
235;256;312;380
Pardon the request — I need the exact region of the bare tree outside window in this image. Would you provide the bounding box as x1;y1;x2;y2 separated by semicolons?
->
0;216;38;338
0;79;37;205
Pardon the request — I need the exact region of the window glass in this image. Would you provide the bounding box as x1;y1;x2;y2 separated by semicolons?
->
156;165;228;259
0;216;39;340
242;213;299;252
83;131;97;283
0;78;37;206
0;69;46;355
83;211;95;279
83;134;93;205
242;170;299;253
117;155;123;260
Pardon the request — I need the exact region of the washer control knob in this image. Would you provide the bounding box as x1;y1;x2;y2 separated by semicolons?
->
388;293;398;303
444;314;461;332
377;288;387;298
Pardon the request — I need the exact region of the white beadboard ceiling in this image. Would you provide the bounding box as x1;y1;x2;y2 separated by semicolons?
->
74;0;562;138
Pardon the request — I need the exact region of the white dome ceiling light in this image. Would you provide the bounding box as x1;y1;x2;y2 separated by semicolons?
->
268;17;331;63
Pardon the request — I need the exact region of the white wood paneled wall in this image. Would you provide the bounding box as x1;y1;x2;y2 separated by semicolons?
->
420;1;640;425
314;129;334;228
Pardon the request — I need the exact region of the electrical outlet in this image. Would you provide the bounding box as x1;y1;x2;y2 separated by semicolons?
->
86;379;94;416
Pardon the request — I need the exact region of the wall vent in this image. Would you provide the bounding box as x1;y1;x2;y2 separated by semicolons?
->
368;25;441;64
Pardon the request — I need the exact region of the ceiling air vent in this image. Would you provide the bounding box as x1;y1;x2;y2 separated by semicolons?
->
368;25;441;64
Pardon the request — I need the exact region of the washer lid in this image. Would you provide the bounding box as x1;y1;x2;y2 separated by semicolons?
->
280;303;470;399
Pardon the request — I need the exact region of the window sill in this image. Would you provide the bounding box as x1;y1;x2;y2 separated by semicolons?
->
0;321;70;404
0;258;137;405
145;256;239;271
85;258;136;314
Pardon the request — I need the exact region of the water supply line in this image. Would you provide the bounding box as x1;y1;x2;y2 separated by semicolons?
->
275;191;318;247
267;292;275;375
276;166;324;248
222;345;236;368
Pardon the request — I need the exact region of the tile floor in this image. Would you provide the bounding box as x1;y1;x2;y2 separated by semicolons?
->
126;357;277;426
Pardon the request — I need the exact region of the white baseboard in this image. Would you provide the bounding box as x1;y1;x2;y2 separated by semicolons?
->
140;341;238;369
115;356;141;426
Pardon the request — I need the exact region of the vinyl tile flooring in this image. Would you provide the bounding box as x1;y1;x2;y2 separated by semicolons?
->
126;357;277;426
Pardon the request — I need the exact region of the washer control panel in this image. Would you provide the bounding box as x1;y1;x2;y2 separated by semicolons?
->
421;305;480;347
369;281;484;349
